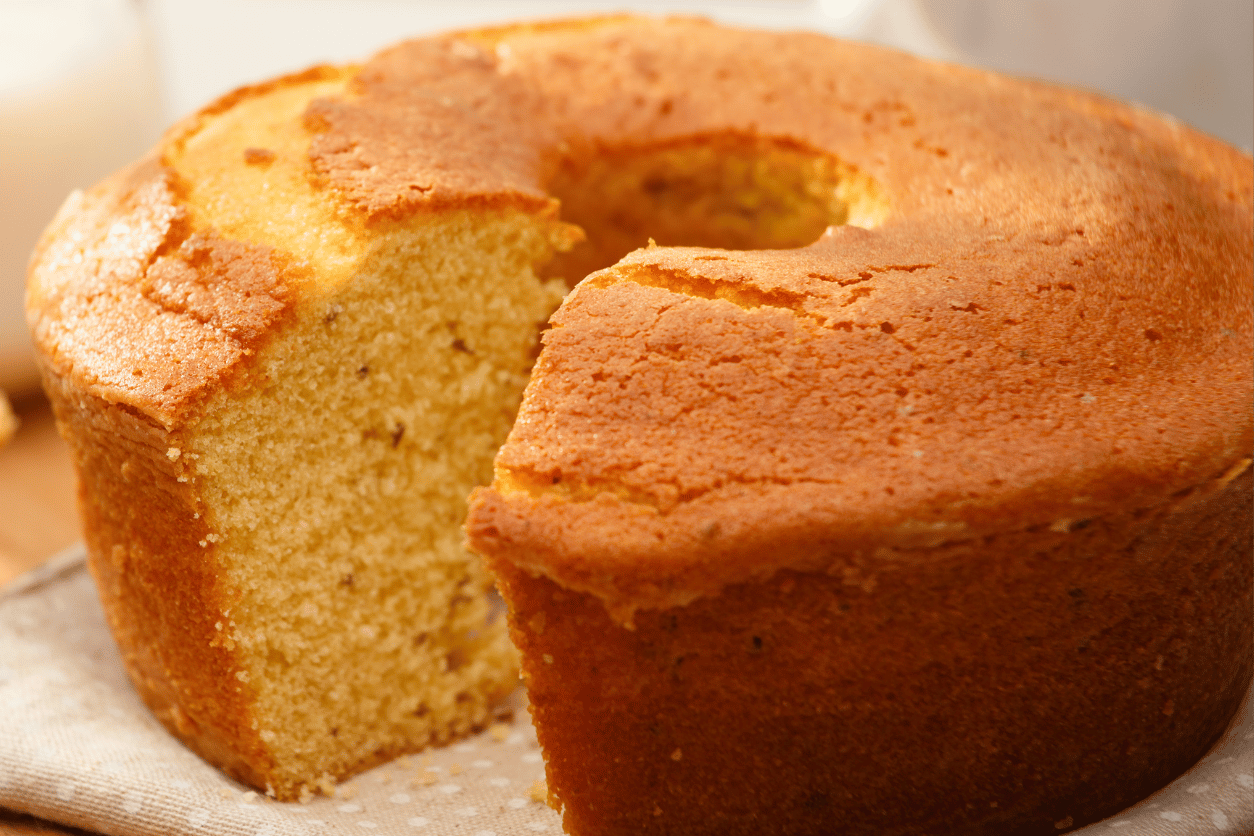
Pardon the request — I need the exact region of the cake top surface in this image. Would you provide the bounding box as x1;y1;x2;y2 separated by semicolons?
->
25;17;1253;616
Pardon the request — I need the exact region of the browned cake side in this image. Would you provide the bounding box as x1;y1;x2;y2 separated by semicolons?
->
485;468;1251;835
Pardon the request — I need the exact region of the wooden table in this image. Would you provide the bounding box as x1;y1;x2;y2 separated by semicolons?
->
0;393;94;836
0;394;78;586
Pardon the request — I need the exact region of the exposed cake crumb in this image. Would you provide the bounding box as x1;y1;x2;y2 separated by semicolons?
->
528;779;548;803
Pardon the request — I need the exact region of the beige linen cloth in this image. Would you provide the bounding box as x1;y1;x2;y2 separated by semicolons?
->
1;545;1250;836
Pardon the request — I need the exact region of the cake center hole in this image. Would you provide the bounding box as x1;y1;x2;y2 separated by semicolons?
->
543;135;885;282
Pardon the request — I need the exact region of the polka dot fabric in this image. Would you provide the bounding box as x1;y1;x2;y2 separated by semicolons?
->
2;546;1250;836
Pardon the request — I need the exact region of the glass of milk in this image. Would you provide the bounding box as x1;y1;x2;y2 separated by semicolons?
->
0;0;165;395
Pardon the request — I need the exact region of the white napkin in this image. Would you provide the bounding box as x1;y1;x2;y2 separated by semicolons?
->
1;545;1250;835
0;546;558;836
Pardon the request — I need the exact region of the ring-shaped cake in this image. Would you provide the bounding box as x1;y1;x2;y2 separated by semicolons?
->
27;15;1252;834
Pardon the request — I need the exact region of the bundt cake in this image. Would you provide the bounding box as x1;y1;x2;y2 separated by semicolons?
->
26;15;1252;832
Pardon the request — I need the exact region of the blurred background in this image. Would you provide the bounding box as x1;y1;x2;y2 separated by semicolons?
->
2;0;1251;398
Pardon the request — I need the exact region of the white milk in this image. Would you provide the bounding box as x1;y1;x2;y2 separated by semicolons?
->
0;0;164;394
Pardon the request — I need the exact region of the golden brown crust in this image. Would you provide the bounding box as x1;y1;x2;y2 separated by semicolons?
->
457;20;1253;616
27;156;299;428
